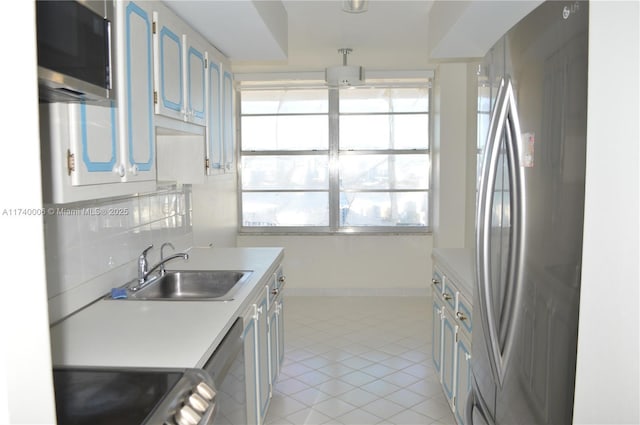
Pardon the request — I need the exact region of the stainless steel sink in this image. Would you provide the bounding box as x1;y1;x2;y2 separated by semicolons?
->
127;270;253;301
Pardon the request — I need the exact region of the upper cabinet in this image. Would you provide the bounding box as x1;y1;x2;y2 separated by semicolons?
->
39;0;235;203
115;0;156;182
206;56;223;173
152;3;207;126
153;10;184;121
184;33;207;126
222;70;235;172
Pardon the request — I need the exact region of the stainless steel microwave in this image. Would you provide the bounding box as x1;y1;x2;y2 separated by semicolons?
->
36;0;115;103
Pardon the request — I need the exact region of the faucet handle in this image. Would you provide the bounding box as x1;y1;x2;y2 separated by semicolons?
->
138;245;154;281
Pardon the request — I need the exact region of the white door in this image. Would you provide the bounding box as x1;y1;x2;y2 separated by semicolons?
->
222;69;235;171
184;33;207;126
117;1;155;182
68;103;122;185
153;10;184;120
206;59;222;172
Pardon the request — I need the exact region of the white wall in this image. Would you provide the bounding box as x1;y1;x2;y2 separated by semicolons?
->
0;2;57;423
432;62;476;249
573;2;640;423
191;173;239;248
237;234;432;294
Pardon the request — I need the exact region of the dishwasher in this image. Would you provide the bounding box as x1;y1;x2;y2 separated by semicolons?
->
204;318;247;425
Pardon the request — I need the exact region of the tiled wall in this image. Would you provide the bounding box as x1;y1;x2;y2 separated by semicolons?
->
44;185;193;323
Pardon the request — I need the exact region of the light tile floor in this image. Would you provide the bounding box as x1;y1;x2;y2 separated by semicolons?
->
264;297;456;425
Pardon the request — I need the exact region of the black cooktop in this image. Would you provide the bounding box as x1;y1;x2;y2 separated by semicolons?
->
53;368;182;425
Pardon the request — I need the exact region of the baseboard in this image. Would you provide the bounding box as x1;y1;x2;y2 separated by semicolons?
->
284;287;431;297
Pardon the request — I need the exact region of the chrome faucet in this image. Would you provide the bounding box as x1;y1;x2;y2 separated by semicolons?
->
132;244;189;291
160;242;175;275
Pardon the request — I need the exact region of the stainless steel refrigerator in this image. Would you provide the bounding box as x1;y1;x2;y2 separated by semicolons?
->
467;1;588;424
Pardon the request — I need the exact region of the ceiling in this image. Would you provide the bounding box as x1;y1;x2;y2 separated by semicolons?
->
165;0;543;74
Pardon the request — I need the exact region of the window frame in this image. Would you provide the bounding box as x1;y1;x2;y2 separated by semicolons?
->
237;83;432;235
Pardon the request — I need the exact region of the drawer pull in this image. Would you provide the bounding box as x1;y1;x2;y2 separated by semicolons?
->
432;278;441;286
456;311;468;321
443;293;453;301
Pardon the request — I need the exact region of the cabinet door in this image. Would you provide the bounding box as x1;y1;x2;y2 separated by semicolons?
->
153;10;184;120
117;1;155;182
441;309;457;410
206;59;222;173
454;333;472;425
184;33;207;126
268;304;279;386
243;308;259;425
68;103;122;185
277;298;285;368
256;289;271;424
222;70;235;171
432;299;443;375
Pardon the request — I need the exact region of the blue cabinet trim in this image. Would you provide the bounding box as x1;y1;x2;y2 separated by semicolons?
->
80;103;117;172
188;46;205;119
442;319;455;399
208;62;222;169
125;2;154;171
159;26;183;111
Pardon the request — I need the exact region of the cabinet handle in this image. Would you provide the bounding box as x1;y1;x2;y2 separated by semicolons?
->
432;278;441;286
113;163;125;178
271;288;279;296
456;311;468;321
443;293;453;301
278;276;286;283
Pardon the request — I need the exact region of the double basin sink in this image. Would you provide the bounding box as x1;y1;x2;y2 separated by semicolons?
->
113;270;253;301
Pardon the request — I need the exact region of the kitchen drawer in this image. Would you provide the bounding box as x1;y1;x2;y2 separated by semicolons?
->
442;281;456;311
456;291;473;337
268;265;285;307
432;269;444;296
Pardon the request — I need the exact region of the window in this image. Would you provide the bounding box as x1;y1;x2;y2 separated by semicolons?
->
239;83;430;233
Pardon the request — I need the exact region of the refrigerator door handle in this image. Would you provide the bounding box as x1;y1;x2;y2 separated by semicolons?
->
465;376;494;425
476;77;526;388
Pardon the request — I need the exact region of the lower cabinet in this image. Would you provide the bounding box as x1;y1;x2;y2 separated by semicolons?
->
454;332;472;425
431;261;473;425
243;265;285;425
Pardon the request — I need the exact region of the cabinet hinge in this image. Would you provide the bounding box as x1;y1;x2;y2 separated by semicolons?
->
205;58;208;69
153;91;158;105
152;21;157;34
455;329;459;343
66;149;75;176
205;158;210;171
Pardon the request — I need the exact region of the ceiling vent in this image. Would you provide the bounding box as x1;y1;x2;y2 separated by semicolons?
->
325;48;365;87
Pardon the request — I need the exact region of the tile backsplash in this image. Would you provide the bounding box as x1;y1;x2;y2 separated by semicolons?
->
44;185;193;323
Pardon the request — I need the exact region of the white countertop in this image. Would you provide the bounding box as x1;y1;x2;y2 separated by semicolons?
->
432;248;474;299
49;247;283;369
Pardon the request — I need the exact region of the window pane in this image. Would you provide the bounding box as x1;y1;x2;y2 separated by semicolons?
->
241;115;329;151
340;154;429;190
340;114;428;150
242;192;329;226
242;155;329;190
242;89;328;114
340;88;429;113
340;191;428;227
477;113;490;150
